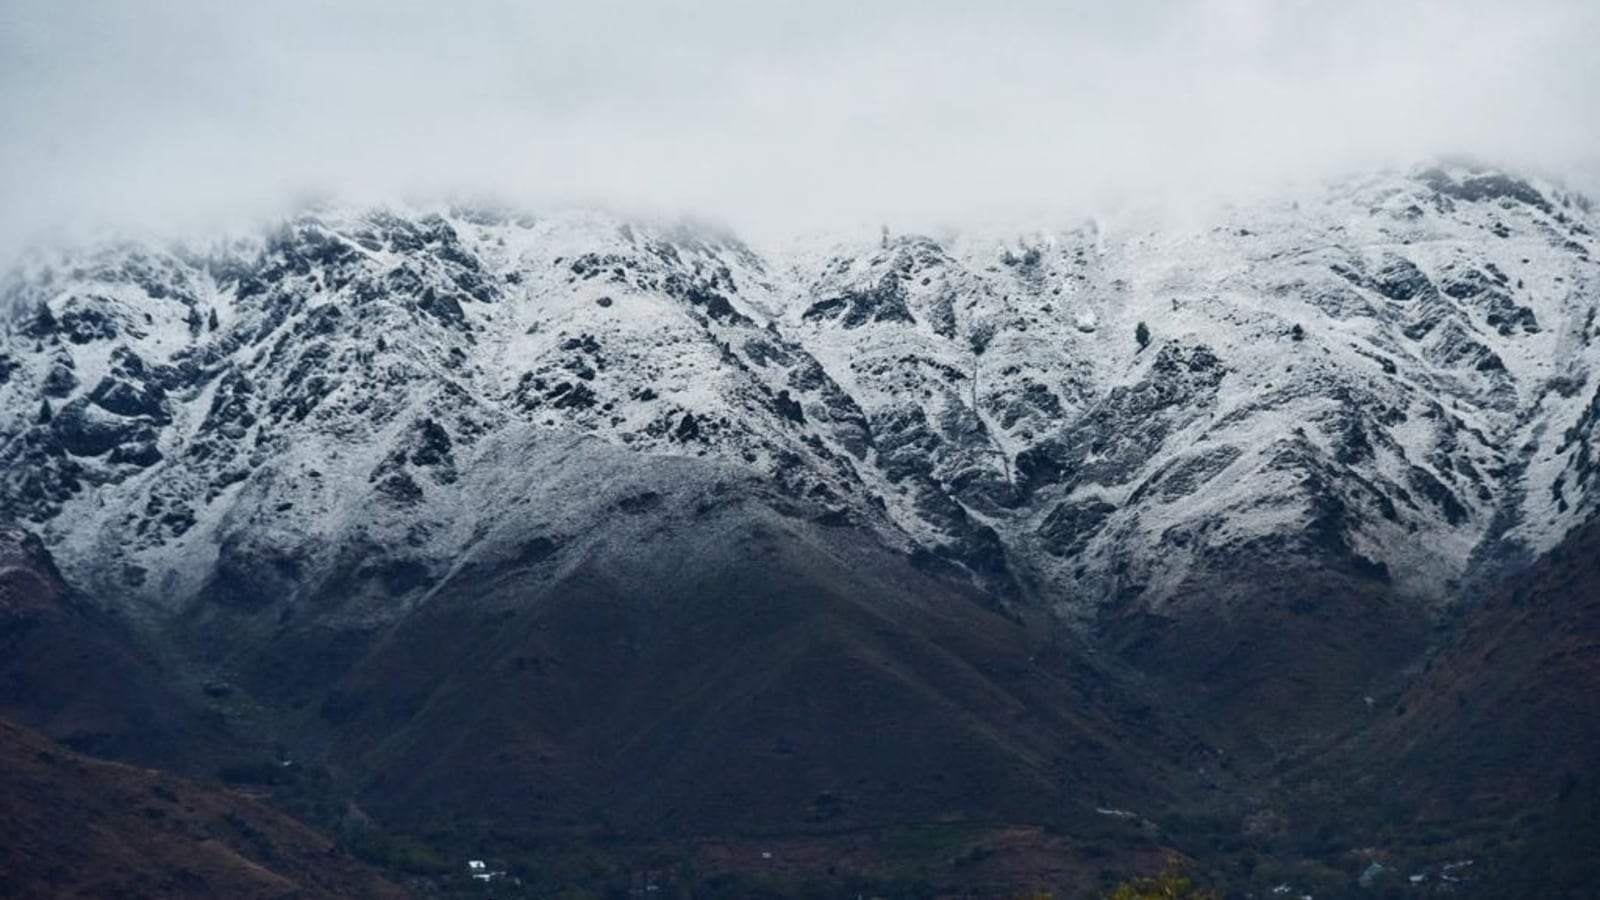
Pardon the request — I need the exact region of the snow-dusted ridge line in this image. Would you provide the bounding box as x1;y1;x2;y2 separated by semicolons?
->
1;164;1598;627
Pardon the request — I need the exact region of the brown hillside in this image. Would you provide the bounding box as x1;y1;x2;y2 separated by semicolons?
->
0;715;407;900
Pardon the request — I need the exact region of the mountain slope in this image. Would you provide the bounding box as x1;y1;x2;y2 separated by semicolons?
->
0;523;224;768
1;162;1599;870
0;714;406;900
3;164;1596;627
780;165;1600;618
1353;514;1600;820
302;466;1203;837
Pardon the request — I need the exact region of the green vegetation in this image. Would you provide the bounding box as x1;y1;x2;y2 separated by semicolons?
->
878;822;983;866
1469;772;1600;899
342;828;452;876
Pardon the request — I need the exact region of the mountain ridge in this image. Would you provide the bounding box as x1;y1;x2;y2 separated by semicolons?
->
3;161;1600;895
4;163;1597;625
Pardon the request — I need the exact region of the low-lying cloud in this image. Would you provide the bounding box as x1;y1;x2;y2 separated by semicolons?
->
2;0;1598;246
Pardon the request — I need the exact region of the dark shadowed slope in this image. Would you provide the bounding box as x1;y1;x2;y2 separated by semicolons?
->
282;489;1209;838
1283;516;1600;896
0;715;407;900
0;524;226;769
1102;556;1429;762
1368;516;1600;818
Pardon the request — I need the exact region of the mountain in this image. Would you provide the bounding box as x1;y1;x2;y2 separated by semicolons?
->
2;161;1599;893
312;468;1201;836
1389;516;1600;815
0;713;406;900
1286;514;1600;898
0;522;226;769
1332;514;1600;830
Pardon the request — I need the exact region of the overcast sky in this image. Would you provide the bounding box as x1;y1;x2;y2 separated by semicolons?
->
2;0;1598;245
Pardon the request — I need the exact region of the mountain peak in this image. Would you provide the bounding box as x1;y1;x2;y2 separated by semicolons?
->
2;173;1598;628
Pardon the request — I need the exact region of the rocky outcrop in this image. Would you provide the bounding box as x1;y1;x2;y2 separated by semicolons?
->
0;162;1595;638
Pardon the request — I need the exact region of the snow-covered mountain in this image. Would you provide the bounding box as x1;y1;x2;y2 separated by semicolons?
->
2;162;1598;638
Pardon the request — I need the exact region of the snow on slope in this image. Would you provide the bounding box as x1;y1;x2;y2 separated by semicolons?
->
1;163;1597;628
779;164;1600;615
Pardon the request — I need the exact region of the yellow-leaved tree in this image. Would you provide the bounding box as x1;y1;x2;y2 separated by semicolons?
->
1103;857;1221;900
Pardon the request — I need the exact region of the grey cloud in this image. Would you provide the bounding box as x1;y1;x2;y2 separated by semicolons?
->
1;0;1597;248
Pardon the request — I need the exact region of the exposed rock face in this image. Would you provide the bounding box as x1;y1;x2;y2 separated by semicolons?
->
0;162;1596;720
2;164;1599;883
